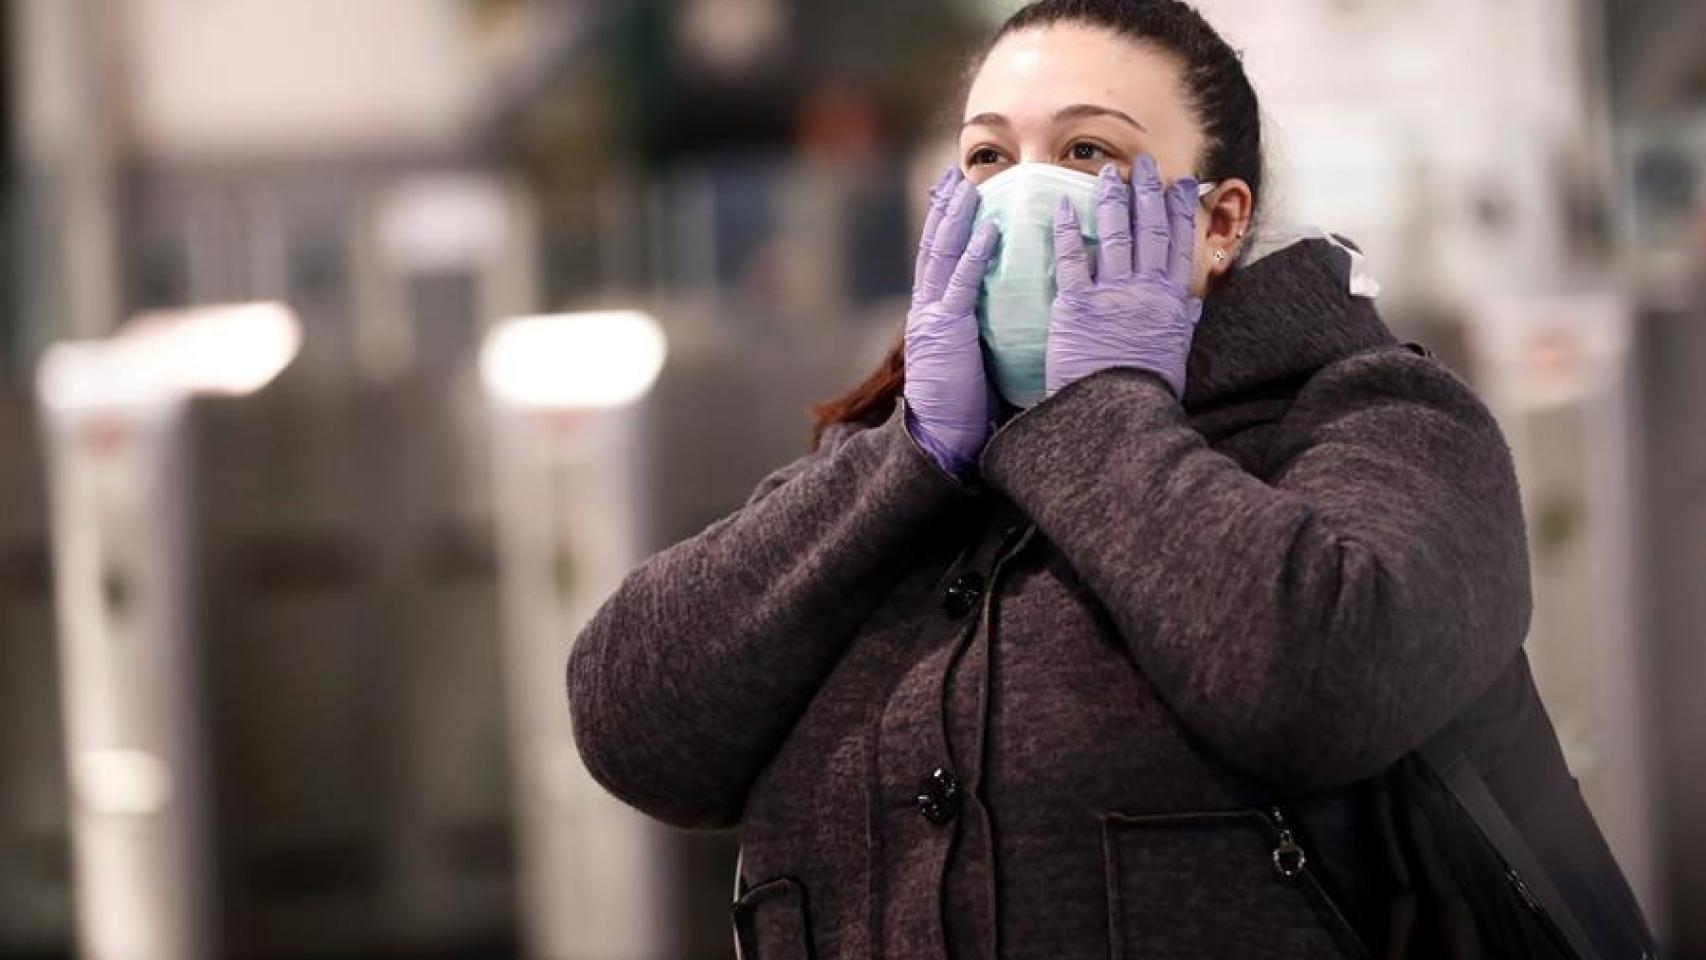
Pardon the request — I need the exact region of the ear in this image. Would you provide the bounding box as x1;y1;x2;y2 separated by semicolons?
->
1204;178;1253;272
1194;178;1254;295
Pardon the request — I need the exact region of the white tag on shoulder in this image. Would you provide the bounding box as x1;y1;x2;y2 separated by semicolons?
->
1236;223;1382;300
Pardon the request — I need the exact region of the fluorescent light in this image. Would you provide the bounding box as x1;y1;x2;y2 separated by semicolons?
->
38;302;303;411
121;301;303;396
38;341;146;412
480;310;667;410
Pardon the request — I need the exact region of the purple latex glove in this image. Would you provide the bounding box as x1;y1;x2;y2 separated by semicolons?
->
1046;155;1203;401
903;167;1001;479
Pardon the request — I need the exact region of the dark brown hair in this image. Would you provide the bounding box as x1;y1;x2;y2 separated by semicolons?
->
808;0;1265;450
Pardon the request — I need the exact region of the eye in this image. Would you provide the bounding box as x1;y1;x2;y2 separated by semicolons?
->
1065;140;1113;164
966;146;1006;167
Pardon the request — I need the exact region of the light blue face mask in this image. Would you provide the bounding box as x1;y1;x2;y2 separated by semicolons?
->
970;162;1102;409
970;163;1222;408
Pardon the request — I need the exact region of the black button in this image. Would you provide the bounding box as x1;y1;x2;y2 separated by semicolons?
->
941;570;984;619
916;766;961;824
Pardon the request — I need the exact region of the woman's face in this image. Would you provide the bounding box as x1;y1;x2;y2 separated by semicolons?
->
959;23;1251;296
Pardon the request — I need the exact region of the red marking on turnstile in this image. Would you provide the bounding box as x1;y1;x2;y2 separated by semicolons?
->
1526;327;1582;393
532;409;590;436
80;415;133;457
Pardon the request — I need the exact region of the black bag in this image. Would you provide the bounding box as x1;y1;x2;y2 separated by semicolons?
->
1370;648;1660;959
1368;341;1659;959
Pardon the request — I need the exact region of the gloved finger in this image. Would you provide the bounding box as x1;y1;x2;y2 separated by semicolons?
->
1094;164;1133;283
920;176;980;303
1132;153;1170;277
1052;195;1093;292
914;166;959;295
1164;175;1199;289
941;220;1000;316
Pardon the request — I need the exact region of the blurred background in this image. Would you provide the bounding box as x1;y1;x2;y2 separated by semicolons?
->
0;0;1701;958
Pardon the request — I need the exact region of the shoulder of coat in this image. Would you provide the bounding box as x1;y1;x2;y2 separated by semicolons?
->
817;400;898;455
1288;340;1499;434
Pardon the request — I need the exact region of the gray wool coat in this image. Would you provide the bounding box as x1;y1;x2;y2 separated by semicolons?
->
566;236;1533;960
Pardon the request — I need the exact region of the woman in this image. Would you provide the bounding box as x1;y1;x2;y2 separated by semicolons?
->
569;1;1534;957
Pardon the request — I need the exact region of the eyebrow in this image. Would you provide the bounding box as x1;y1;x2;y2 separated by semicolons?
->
961;104;1149;133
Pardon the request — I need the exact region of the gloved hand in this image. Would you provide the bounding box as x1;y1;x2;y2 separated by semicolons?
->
1045;155;1203;401
903;166;1001;479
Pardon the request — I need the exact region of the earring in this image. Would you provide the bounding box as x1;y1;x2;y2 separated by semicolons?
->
1213;250;1227;263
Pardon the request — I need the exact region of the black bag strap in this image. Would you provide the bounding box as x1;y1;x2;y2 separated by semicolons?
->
1415;734;1604;960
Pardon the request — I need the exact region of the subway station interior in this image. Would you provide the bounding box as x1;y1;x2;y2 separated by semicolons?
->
0;0;1704;957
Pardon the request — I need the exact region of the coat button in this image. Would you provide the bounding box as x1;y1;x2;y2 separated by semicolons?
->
916;766;961;824
941;570;984;619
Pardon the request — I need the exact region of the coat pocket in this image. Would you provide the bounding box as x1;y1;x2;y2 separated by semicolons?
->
730;874;816;960
1102;808;1370;960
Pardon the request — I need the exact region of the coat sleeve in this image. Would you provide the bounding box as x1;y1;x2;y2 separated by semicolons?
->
566;399;979;829
977;350;1533;794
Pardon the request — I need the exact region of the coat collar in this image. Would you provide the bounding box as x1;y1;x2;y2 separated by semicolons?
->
1180;235;1399;411
982;234;1400;424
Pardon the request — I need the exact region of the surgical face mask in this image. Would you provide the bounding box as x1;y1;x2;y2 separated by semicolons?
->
970;162;1103;409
